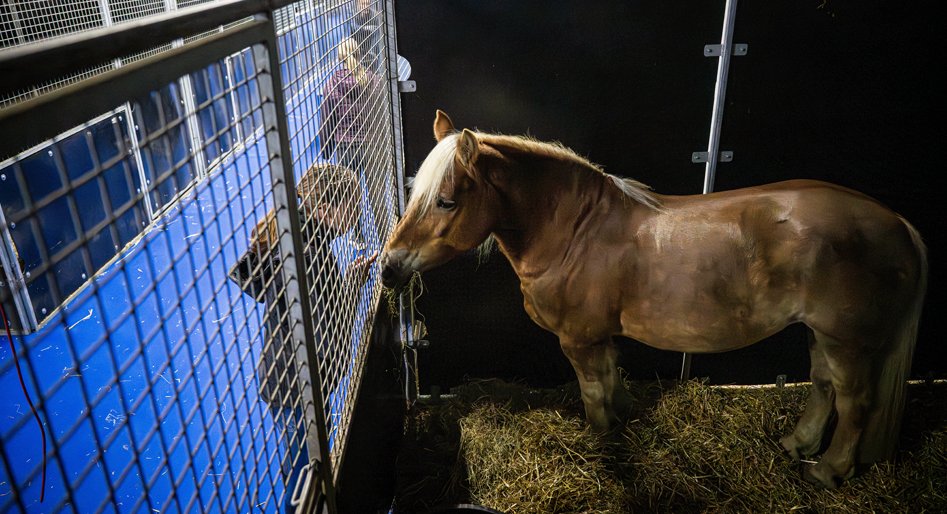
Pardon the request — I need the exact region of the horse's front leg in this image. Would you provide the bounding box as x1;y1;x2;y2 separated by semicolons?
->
560;337;630;431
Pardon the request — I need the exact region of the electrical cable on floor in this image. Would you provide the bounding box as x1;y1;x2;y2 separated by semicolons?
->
0;302;46;502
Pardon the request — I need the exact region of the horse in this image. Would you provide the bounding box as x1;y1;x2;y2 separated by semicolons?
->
380;110;928;488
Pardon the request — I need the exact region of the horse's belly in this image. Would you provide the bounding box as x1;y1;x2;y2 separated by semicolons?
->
619;298;798;353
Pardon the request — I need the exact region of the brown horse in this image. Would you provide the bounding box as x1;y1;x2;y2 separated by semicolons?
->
381;111;928;488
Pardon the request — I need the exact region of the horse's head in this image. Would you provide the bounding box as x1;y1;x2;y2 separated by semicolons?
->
381;110;501;289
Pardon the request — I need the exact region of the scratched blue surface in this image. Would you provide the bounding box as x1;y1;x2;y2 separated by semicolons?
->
0;7;368;513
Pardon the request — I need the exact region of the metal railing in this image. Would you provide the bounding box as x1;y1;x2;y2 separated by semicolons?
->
0;1;405;512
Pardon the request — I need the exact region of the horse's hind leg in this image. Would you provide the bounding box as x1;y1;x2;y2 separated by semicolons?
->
560;337;630;431
804;331;873;489
781;329;836;460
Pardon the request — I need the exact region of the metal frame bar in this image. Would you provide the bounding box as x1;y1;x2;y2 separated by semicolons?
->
224;55;245;143
701;0;739;196
254;20;337;511
178;71;210;179
383;0;407;216
0;203;38;332
4;0;28;46
0;0;298;98
0;19;270;160
681;0;740;381
123;101;157;221
0;108;123;168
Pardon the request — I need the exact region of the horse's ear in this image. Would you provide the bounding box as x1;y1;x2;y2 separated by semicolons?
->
433;110;455;142
457;129;480;173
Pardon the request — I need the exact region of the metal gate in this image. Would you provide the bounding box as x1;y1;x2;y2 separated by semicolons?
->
0;0;406;511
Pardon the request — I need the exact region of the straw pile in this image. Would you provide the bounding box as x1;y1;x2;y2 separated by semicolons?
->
394;377;947;513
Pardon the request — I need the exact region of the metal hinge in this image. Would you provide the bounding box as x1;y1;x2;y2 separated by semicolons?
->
691;151;733;164
398;80;416;93
704;43;748;57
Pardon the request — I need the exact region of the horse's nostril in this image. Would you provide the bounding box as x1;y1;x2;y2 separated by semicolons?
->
381;265;394;280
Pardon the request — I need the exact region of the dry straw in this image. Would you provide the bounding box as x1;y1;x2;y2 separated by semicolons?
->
395;378;947;513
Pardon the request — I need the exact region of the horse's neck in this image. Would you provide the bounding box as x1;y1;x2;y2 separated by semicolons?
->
492;159;610;278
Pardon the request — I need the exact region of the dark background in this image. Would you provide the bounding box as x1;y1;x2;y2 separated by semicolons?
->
394;0;946;390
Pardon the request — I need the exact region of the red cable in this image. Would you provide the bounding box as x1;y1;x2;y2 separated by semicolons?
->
0;302;46;503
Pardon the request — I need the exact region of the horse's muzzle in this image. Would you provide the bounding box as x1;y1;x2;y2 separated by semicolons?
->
379;250;411;290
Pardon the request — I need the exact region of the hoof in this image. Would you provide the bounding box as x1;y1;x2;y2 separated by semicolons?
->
803;462;840;490
780;433;822;461
780;435;803;461
587;419;612;434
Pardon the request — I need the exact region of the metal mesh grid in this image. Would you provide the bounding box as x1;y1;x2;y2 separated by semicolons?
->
107;0;166;24
1;0;403;509
1;0;103;48
274;0;398;470
0;62;116;109
0;43;322;512
1;1;255;108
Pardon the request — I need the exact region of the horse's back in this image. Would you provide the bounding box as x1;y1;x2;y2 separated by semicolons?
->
625;179;922;351
657;179;910;247
716;180;921;342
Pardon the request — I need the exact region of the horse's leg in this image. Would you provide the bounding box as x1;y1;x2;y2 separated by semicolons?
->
780;329;836;460
560;337;628;431
805;332;873;489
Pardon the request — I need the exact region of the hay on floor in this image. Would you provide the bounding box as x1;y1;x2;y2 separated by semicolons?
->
394;378;947;514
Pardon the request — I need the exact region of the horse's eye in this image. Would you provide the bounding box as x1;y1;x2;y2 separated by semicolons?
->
436;197;457;211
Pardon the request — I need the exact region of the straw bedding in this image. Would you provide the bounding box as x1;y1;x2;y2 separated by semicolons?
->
394;377;947;513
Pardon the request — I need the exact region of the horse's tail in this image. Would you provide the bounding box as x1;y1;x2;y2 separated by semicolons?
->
859;217;928;464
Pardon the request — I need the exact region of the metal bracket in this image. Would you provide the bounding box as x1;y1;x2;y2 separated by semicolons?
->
704;43;748;57
398;80;416;93
404;317;428;350
289;461;315;509
691;151;733;163
406;338;430;350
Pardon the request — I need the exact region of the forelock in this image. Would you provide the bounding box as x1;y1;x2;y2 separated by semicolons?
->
409;133;459;214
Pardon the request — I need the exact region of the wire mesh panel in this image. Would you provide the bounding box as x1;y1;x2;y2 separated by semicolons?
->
0;43;325;512
273;0;399;471
1;1;246;108
0;0;403;511
0;1;104;47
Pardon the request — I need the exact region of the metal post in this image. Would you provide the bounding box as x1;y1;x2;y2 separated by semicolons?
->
6;0;27;46
383;0;407;216
255;16;337;512
702;0;739;195
381;0;419;418
682;0;740;382
0;203;38;333
124;103;156;221
178;72;209;181
224;56;244;143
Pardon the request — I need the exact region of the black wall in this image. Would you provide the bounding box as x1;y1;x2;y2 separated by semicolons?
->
395;0;947;389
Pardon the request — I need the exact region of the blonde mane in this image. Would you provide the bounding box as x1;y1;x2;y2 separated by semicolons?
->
408;133;459;215
408;131;663;214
